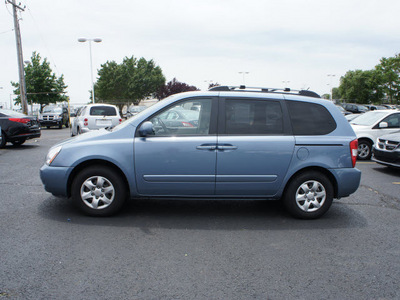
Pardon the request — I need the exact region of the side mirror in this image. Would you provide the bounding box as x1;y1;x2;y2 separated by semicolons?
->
379;122;388;128
139;121;154;137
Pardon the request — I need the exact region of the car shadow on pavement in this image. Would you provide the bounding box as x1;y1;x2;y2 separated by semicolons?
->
38;196;367;231
372;165;400;176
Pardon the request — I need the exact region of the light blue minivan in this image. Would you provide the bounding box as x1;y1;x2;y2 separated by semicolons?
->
40;86;361;219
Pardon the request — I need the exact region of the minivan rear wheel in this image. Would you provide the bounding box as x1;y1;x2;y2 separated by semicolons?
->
283;171;333;219
71;166;127;216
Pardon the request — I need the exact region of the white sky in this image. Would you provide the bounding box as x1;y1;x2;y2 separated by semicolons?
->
1;0;400;106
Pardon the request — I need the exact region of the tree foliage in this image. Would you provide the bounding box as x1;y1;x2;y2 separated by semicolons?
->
338;69;384;104
95;56;165;106
11;52;68;112
337;53;400;104
375;54;400;103
155;78;199;100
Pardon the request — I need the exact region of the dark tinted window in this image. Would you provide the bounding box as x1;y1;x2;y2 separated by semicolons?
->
225;99;283;134
90;106;117;116
287;101;336;135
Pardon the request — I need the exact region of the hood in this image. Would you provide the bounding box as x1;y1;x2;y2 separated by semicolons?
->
379;131;400;142
350;124;370;131
52;128;111;149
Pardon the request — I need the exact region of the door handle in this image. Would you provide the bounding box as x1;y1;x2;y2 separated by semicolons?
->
196;144;217;150
217;145;238;150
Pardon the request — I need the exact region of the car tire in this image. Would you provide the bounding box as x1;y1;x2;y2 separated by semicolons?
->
71;166;127;216
0;131;6;148
65;120;69;128
58;122;63;129
11;138;26;146
357;140;372;160
283;171;333;219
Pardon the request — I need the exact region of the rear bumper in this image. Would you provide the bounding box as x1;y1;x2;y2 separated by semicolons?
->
40;164;71;197
9;130;41;141
329;167;361;198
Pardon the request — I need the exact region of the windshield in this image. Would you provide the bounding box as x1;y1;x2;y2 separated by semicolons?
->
43;107;62;113
350;111;388;126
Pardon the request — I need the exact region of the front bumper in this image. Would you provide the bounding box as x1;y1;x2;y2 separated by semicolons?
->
40;164;72;197
40;120;61;127
372;148;400;168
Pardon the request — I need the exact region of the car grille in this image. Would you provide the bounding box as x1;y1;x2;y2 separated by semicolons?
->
377;138;400;151
42;115;54;121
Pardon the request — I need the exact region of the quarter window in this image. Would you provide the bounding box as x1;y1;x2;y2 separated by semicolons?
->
224;99;283;134
287;101;336;135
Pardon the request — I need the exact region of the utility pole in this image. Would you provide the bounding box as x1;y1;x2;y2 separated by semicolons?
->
7;0;28;114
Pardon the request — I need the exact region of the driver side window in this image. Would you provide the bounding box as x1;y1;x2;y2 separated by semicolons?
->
149;98;212;136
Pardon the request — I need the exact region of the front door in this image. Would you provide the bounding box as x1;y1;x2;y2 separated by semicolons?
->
134;97;218;196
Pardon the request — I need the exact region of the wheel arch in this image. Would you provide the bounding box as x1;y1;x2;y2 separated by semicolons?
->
283;166;338;198
358;137;374;146
67;159;130;198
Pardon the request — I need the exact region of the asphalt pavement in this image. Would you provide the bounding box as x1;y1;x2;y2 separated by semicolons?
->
0;128;399;299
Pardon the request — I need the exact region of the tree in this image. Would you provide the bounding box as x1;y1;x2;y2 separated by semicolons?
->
95;56;165;108
332;87;340;100
11;52;68;112
155;78;199;100
338;69;384;104
375;54;400;104
321;94;330;100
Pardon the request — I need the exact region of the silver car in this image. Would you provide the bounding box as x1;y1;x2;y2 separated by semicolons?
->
71;104;121;136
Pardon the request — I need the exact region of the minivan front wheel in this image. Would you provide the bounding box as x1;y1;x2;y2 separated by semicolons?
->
71;166;127;216
283;171;333;219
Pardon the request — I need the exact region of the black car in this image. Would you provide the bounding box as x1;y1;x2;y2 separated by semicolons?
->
372;131;400;168
0;109;41;148
39;106;69;129
342;103;368;114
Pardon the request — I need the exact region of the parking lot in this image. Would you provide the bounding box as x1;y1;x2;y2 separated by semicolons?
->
1;128;400;299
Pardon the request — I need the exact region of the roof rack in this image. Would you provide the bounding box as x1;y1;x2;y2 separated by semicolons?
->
208;85;321;98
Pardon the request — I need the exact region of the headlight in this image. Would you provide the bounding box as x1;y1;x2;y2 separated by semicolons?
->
45;146;62;165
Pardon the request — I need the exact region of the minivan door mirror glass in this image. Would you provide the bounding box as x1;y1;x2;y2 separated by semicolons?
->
139;121;154;137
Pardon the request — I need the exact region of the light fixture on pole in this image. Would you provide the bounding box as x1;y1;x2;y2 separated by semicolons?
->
238;72;249;85
327;74;336;100
78;38;102;103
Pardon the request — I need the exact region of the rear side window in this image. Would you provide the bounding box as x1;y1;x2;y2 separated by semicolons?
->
286;101;336;135
90;106;117;116
225;99;283;134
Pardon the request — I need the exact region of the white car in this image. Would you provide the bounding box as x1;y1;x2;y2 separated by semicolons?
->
71;104;121;136
350;110;400;160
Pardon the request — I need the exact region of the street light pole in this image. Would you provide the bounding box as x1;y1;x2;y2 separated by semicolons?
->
327;74;336;100
78;38;102;104
7;0;28;114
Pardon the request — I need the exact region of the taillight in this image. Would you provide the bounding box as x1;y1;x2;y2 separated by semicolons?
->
9;118;30;124
350;139;358;167
84;118;88;126
119;119;122;124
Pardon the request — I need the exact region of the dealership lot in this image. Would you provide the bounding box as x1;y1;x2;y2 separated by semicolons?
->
0;128;399;299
